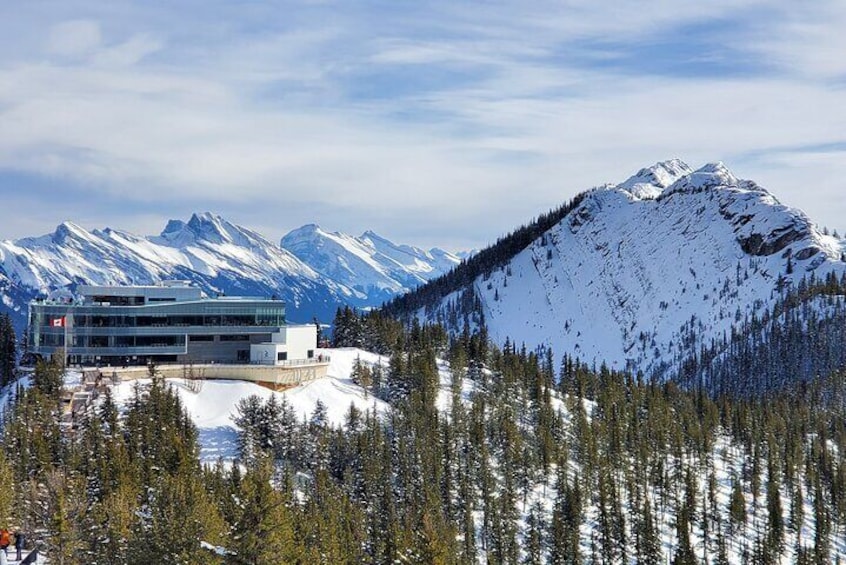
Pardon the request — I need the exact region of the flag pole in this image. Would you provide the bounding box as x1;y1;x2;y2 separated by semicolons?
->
64;311;68;368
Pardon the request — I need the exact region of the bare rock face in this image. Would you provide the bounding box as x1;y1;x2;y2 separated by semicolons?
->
738;226;809;257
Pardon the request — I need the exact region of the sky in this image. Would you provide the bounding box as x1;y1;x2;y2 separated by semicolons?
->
1;1;846;252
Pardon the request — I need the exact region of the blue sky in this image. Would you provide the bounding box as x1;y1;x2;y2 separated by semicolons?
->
1;1;846;251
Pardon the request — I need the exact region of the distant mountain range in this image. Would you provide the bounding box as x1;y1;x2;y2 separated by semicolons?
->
282;224;461;304
0;213;462;330
386;160;846;391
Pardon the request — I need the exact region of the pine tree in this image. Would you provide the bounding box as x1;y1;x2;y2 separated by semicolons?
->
523;501;544;565
232;461;302;564
729;477;746;531
0;313;16;387
89;481;135;564
636;494;661;564
351;355;373;394
766;453;784;555
672;497;696;565
42;471;86;565
0;453;14;530
128;472;226;564
813;478;830;564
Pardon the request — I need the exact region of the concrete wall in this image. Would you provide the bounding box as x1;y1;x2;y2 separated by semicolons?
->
250;343;281;365
282;325;316;359
253;325;317;365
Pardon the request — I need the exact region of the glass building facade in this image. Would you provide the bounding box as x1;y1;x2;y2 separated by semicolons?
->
28;283;286;365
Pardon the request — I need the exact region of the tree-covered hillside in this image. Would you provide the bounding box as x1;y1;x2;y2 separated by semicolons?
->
1;316;845;563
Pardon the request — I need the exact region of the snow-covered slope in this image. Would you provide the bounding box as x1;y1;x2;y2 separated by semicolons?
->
281;224;460;303
0;213;457;330
0;212;359;326
411;160;846;379
109;347;390;462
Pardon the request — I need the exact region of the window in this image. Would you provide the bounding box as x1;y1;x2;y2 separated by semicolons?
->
277;351;288;362
90;336;109;348
189;335;214;342
220;335;250;342
307;349;314;359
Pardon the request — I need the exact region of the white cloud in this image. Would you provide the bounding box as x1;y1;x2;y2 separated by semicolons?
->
92;34;163;68
1;0;846;248
736;1;846;79
46;19;101;57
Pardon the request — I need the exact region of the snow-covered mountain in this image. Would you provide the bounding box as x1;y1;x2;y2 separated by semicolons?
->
0;213;459;331
394;160;846;381
280;224;461;303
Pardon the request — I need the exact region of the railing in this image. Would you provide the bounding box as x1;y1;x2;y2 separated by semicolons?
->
270;356;331;367
185;357;331;367
87;356;332;367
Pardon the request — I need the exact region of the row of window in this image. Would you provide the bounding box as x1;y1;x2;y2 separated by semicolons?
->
36;334;255;348
37;334;188;348
36;314;285;328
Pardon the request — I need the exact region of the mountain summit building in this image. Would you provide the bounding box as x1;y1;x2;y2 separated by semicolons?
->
28;282;318;367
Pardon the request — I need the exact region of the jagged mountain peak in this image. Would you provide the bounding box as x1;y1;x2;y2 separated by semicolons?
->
155;212;271;250
287;222;323;235
282;224;360;255
663;161;747;196
186;211;239;244
615;160;771;203
285;224;360;248
618;159;692;199
361;230;425;258
51;221;93;244
360;229;387;242
280;224;461;301
160;218;188;239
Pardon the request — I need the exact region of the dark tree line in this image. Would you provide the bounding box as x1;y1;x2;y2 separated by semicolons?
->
383;192;590;319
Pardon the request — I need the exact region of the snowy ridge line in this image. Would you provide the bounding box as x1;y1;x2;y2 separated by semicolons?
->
0;214;461;330
397;160;846;385
281;223;460;304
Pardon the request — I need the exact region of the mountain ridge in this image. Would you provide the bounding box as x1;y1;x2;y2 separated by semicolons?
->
385;160;846;388
281;223;461;303
0;214;460;331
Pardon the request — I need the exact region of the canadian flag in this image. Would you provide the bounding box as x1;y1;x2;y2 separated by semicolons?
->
51;317;66;328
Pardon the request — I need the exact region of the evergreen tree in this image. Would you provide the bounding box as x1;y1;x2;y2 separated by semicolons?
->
523;501;544;565
42;471;86;565
0;313;16;387
231;461;302;564
729;477;746;531
0;454;15;535
766;452;784;555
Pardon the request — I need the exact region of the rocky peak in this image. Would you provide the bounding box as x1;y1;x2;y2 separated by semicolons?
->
619;159;693;199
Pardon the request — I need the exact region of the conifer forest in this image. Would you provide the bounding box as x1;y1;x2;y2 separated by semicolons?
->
1;309;844;563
